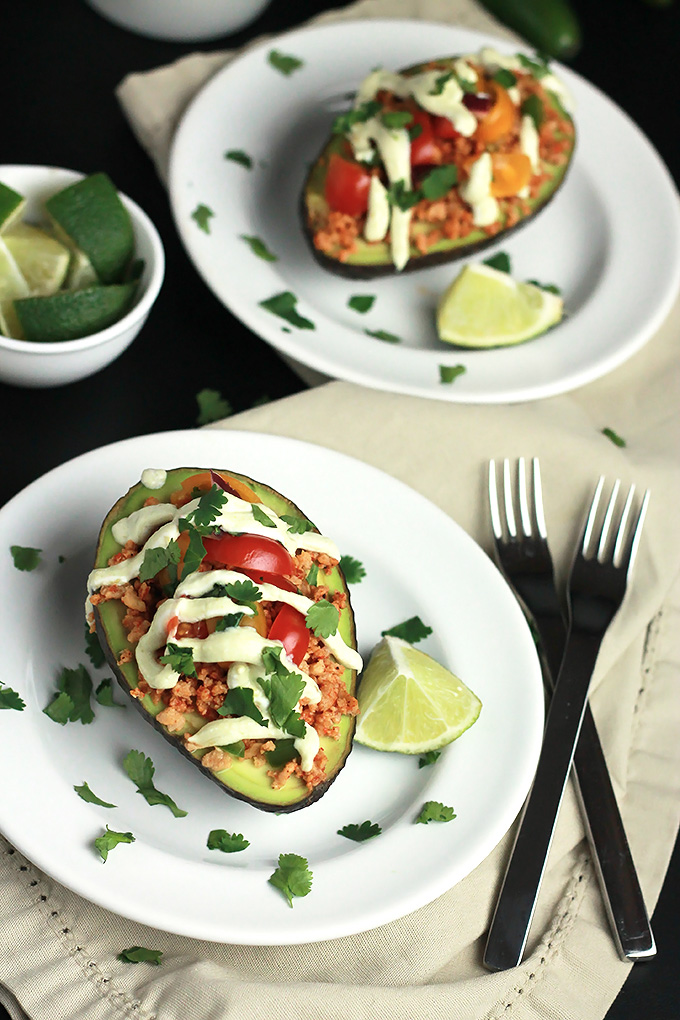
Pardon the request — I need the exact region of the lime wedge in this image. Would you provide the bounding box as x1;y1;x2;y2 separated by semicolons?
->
0;236;30;338
45;173;134;284
66;248;99;290
0;181;26;234
4;223;70;296
14;282;137;343
436;263;563;348
354;636;482;754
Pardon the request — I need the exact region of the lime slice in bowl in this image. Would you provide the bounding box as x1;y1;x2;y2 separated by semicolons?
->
4;223;70;296
14;282;137;343
0;181;26;234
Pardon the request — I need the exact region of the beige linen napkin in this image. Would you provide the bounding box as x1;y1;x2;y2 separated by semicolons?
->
2;2;680;1019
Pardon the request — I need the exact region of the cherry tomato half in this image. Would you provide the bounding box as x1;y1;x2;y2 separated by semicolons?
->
431;114;459;140
409;109;441;166
268;604;310;666
324;153;371;216
475;83;516;144
239;569;297;593
202;533;294;577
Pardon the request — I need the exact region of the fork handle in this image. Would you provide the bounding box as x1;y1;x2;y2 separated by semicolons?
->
573;709;656;960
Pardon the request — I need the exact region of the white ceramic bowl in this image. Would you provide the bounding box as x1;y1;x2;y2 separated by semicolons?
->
0;165;164;389
84;0;272;42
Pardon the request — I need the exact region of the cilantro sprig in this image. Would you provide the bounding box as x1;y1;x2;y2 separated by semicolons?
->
43;665;94;724
10;545;41;571
332;100;381;136
74;782;116;808
269;853;313;907
224;149;253;169
339;554;365;584
439;364;466;385
259;647;306;735
365;328;402;344
95;826;135;862
416;801;456;824
240;234;278;262
84;622;106;668
95;678;124;708
191;204;214;234
181;484;228;533
117;947;163;965
123;750;187;818
337;820;382;842
159;643;197;679
348;295;375;314
259;291;315;330
251;503;276;528
483;251;512;273
267;50;303;76
418;750;442;768
218;686;266;726
0;684;25;711
602;427;626;448
207;829;250;853
382;616;432;644
196;388;233;425
305;599;339;638
280;514;313;534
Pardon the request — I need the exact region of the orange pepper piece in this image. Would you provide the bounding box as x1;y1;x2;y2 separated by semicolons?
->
475;83;516;144
239;602;268;637
490;152;532;198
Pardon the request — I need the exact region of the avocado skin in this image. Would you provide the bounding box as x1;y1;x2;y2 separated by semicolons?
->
92;467;358;813
300;55;575;279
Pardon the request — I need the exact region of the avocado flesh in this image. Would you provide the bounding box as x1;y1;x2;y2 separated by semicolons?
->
301;57;576;277
92;467;358;812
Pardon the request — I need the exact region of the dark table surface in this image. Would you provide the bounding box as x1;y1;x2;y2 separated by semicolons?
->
3;0;680;1016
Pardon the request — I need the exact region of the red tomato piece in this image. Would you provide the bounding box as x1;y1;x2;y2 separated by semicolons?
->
409;109;440;166
431;114;459;140
268;604;310;666
202;533;294;576
324;153;371;216
240;568;297;592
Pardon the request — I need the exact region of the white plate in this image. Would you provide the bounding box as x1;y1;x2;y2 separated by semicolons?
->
0;430;543;944
168;19;680;404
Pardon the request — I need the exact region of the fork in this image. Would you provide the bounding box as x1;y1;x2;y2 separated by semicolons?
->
483;466;653;971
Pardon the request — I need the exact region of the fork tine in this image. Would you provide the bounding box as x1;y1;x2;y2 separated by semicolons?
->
503;459;517;539
488;460;503;540
532;458;547;540
581;476;605;555
612;485;635;566
518;457;532;537
623;489;650;578
597;479;621;561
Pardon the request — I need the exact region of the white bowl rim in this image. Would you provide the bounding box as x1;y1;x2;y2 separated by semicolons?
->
0;164;165;356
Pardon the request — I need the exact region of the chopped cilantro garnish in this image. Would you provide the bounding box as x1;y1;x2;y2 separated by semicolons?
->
191;203;214;234
418;750;442;768
139;540;181;583
223;579;263;605
268;853;313;907
117;947;163;965
84;622;106;668
182;484;228;532
439;364;466;384
251;503;276;528
305;599;339;638
381;111;413;130
159;643;197;679
43;665;93;724
337;820;382;842
408;122;423;141
95;678;124;708
386;179;421;211
123;749;187;818
218;740;246;756
224;149;253;169
420;164;458;200
306;563;319;586
602;427;627;448
259;647;306;733
240;234;278;262
339;554;365;583
218;686;266;726
382;616;432;644
365;328;401;344
526;279;561;295
265;738;298;767
483;251;512;273
259;291;315;330
493;68;518;88
416;801;456;824
178;523;209;580
196;387;233;425
0;685;25;711
429;71;454;95
207;829;250;853
348;294;375;314
280;514;313;534
10;545;41;571
94;826;135;862
267;50;304;76
332;100;381;136
215;611;245;632
74;782;116;808
517;53;551;79
521;94;545;128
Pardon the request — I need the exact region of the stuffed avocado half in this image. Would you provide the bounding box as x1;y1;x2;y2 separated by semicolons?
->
86;467;361;813
302;47;576;278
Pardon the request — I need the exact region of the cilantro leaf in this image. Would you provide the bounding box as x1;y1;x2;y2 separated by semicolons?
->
365;328;401;344
381;111;413;130
95;826;135;862
483;251;511;273
159;643;197;680
215;611;245;632
191;203;214;234
386;180;421;211
182;485;227;532
178;522;209;580
196;387;233;425
429;71;454;96
95;678;124;708
420;164;458;200
526;279;561;295
418;750;442;768
268;853;313;907
439;364;466;384
84;622;106;668
240;234;278;262
306;563;319;586
139;540;181;583
223;579;263;604
493;68;518;88
74;782;116;808
0;685;25;711
521;94;545;129
218;687;266;726
267;50;304;76
117;947;163;965
339;554;365;583
416;801;456;824
332;100;381;136
348;294;375;314
337;820;382;842
602;427;626;448
207;829;250;853
43;665;94;724
305;599;339;638
259;647;305;730
251;503;276;528
10;545;41;571
123;750;187;818
280;514;313;534
265;738;298;767
517;53;551;79
224;149;253;169
382;616;432;644
259;291;315;330
219;740;246;756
